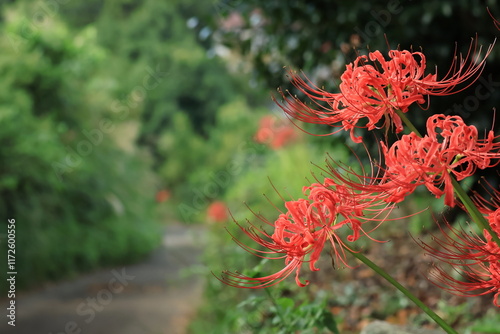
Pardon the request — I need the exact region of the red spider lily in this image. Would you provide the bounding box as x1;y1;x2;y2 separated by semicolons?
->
304;177;396;242
274;40;493;143
218;164;399;288
429;260;500;307
379;114;500;206
419;209;500;307
219;198;334;288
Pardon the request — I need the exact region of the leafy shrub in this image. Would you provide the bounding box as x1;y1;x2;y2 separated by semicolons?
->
0;3;160;292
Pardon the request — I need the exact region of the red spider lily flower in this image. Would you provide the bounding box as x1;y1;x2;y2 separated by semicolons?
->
274;40;493;143
219;198;332;288
379;114;500;206
303;177;396;242
218;165;399;288
429;259;500;307
419;208;500;307
207;201;229;223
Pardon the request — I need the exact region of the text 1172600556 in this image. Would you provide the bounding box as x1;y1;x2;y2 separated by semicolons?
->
6;218;16;327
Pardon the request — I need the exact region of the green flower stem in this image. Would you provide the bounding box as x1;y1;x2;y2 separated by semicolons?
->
451;177;500;246
264;288;289;330
349;251;459;334
396;109;500;247
395;110;422;137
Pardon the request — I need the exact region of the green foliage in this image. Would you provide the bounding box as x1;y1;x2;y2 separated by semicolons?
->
159;98;261;193
426;302;500;334
86;0;260;160
159;98;270;223
468;309;500;333
233;290;339;334
188;226;341;334
223;138;350;222
69;0;271;226
0;1;161;292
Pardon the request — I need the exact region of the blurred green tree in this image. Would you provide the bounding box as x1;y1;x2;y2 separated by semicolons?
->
61;0;270;212
0;1;161;292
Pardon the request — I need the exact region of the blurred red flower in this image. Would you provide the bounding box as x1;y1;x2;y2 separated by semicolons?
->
254;115;299;149
207;201;229;223
155;189;171;203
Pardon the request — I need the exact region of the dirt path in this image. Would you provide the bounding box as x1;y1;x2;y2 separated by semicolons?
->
0;224;206;334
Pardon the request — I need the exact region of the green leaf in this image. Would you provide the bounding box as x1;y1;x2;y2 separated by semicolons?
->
322;310;340;334
276;297;294;310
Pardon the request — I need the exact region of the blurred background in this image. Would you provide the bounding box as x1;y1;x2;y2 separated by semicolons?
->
1;0;500;333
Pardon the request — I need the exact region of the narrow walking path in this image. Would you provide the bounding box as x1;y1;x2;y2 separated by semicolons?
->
0;223;206;334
